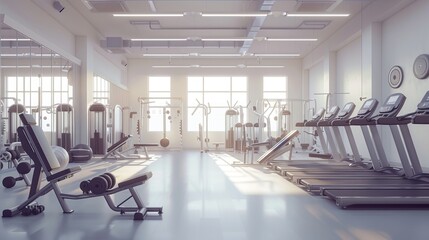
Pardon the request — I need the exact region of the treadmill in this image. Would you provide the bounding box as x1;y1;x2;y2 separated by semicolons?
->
268;107;352;175
284;99;405;183
298;93;429;192
321;91;429;208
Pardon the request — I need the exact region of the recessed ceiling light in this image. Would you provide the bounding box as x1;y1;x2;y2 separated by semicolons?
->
287;13;350;17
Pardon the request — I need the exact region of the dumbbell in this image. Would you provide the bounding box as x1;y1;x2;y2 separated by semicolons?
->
80;173;116;194
2;162;34;188
21;204;45;216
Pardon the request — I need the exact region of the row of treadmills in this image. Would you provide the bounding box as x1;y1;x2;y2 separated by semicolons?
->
257;91;429;208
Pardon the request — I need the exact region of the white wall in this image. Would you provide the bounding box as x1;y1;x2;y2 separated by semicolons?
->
308;61;326;111
127;58;302;149
381;0;429;167
302;0;415;162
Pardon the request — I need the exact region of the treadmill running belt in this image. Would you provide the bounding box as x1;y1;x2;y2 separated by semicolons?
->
323;188;429;208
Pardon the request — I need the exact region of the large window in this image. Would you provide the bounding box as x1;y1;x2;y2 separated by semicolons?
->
93;75;110;105
188;76;247;131
5;75;72;132
147;76;171;132
263;76;288;135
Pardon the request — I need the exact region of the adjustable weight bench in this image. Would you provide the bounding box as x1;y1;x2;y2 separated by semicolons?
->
104;135;159;160
103;135;133;159
2;113;162;220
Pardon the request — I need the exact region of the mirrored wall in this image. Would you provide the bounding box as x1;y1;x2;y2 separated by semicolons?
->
0;23;79;149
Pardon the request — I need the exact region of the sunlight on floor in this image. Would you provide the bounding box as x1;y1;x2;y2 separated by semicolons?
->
210;152;305;196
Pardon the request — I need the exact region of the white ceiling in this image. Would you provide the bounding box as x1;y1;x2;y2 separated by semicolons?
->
65;0;373;59
1;0;374;60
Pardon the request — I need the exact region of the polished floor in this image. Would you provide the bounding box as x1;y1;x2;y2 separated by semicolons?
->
0;151;428;240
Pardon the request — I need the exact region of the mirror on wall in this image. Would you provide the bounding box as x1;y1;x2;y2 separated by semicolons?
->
0;23;77;148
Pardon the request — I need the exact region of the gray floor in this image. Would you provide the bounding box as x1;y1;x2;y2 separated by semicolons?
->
0;151;428;240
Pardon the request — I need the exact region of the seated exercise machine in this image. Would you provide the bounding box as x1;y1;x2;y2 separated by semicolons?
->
3;113;162;220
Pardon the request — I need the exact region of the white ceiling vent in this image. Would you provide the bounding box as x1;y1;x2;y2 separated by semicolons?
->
83;0;128;13
295;0;337;12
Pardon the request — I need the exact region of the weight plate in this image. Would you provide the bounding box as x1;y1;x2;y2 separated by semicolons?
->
104;172;116;188
89;176;108;195
388;65;403;88
100;174;112;190
413;54;429;79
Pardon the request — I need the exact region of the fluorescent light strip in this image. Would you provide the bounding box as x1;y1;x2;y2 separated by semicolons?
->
152;65;284;68
287;13;350;17
113;13;184;17
200;66;236;68
132;38;314;42
199;54;242;57
246;66;284;68
253;54;300;57
143;54;190;57
201;38;253;41
152;66;191;68
201;13;268;17
132;38;188;41
0;38;32;41
266;38;317;42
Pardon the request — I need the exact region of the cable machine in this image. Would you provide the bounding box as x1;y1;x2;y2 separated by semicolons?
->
225;101;239;151
88;103;107;154
138;97;183;149
56;103;73;151
8;103;26;143
192;99;211;153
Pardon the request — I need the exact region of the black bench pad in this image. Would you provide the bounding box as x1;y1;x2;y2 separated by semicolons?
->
47;166;82;182
134;143;159;147
118;172;153;188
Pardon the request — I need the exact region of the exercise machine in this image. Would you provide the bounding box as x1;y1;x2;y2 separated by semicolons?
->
3;113;163;220
321;91;429;208
88;103;107;154
192;100;211;152
56;103;73;151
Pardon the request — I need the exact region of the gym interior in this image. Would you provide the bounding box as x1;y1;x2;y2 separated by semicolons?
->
1;0;429;239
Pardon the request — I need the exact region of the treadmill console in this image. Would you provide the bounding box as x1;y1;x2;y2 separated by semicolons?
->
416;91;429;113
357;98;378;117
378;93;406;117
336;102;355;119
311;108;325;121
324;106;340;120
